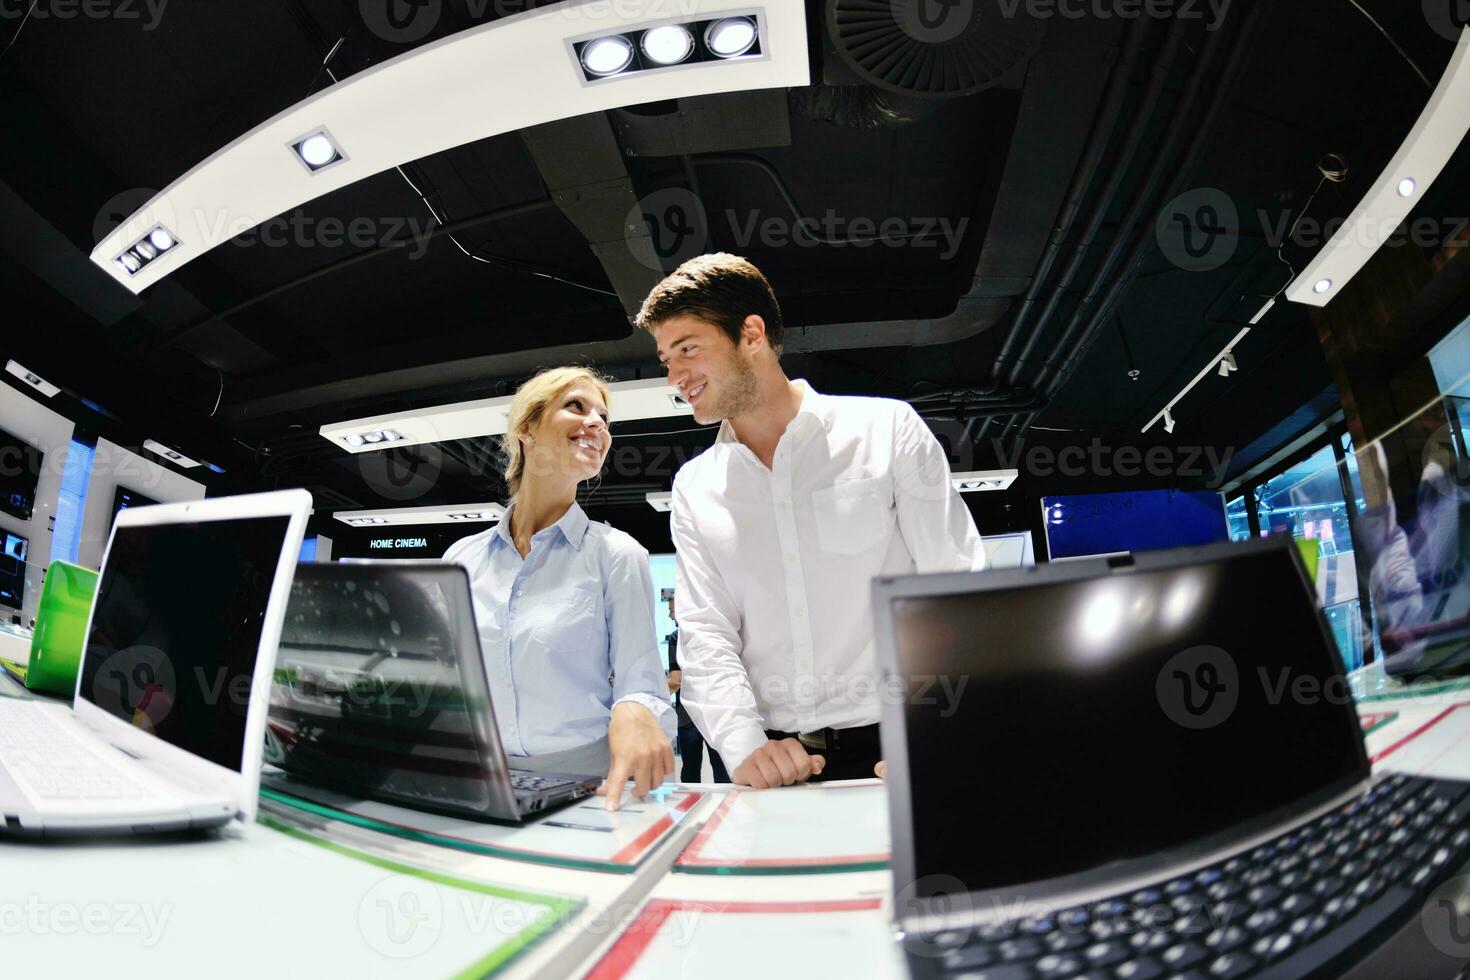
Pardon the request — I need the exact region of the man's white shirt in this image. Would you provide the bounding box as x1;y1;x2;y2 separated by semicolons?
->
670;380;985;773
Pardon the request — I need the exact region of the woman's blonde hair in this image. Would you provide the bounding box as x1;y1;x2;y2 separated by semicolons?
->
501;366;612;498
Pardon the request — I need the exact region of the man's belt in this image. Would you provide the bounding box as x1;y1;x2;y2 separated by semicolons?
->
766;723;879;752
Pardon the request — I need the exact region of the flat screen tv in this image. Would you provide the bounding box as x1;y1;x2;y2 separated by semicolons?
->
0;530;27;610
110;485;159;533
0;427;43;523
1042;489;1230;561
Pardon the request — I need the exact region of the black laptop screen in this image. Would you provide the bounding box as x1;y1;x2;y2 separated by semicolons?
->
79;516;291;772
265;564;504;814
892;545;1367;895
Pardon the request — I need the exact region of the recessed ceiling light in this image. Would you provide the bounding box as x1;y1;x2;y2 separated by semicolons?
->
291;129;346;174
641;24;694;65
581;35;635;76
706;16;757;58
149;227;175;251
134;241;156;260
118;253;141;273
1398;177;1417;198
951;470;1018;493
1313;278;1333;294
299;134;336;167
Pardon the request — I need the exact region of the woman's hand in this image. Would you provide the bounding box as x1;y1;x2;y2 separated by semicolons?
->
597;701;675;810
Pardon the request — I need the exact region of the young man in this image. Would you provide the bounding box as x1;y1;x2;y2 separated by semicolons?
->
638;253;985;788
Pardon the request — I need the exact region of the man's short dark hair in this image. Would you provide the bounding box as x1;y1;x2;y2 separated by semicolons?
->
636;253;784;354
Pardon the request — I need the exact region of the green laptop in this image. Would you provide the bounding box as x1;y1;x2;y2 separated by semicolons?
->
22;560;98;696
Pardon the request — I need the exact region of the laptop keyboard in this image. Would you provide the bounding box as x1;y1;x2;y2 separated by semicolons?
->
0;703;150;801
919;775;1470;979
508;770;584;793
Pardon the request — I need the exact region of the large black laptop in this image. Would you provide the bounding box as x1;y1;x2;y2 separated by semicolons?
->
875;537;1470;979
266;562;599;823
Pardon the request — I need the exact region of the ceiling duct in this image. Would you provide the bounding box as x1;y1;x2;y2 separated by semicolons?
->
826;0;1046;98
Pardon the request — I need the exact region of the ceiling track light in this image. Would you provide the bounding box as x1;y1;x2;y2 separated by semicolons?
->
1143;323;1257;435
5;360;59;398
573;13;763;84
112;224;179;277
1286;27;1470;307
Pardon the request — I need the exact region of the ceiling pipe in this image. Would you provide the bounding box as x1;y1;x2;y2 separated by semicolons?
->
981;21;1149;396
979;19;1191;447
1012;2;1267;443
975;19;1167;446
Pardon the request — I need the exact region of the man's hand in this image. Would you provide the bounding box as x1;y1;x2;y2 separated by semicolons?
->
874;760;886;779
731;738;825;788
597;701;675;811
666;669;682;694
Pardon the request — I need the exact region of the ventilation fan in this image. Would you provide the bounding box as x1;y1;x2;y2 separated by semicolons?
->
827;0;1047;98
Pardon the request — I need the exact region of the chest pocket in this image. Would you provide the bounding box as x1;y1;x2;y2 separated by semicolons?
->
812;475;895;555
531;584;603;657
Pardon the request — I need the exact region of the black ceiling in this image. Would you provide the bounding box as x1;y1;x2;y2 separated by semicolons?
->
1;0;1467;542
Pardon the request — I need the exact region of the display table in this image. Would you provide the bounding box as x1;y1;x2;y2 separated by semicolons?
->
0;622;32;668
5;662;1469;978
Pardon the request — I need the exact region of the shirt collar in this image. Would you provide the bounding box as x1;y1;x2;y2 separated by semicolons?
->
715;378;829;446
491;500;590;552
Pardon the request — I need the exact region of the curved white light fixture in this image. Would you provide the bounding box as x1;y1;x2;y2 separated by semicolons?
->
1286;28;1470;308
581;34;635;76
91;2;806;295
334;503;507;527
641;24;694;65
320;377;689;454
706;15;757;57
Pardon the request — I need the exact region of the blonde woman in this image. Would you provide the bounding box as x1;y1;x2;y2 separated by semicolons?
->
444;367;675;809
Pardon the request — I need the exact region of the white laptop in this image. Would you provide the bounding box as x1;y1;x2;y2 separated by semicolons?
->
0;489;310;836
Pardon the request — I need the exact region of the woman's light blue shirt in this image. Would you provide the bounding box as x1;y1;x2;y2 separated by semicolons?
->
444;502;675;757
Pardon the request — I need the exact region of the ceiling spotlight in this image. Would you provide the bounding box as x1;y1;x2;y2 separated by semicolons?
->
1313;278;1333;295
118;253;141;273
1163;409;1176;435
6;361;60;398
706;16;757;57
581;35;635;76
343;433;365;448
135;241;157;260
1398;177;1418;198
361;431;385;444
642;24;694;65
149;227;175;251
291;129;346;173
1217;352;1238;377
299;134;336;167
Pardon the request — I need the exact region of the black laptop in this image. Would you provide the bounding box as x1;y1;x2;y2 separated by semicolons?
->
875;537;1470;979
266;562;600;822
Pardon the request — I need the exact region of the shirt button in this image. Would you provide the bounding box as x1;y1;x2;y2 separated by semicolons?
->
794;607;805;618
785;553;796;563
799;660;810;669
